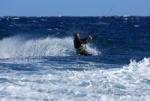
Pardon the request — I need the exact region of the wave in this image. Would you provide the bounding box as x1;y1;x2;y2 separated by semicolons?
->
90;57;150;100
111;57;150;90
0;57;149;101
109;57;150;81
121;57;150;78
0;35;99;59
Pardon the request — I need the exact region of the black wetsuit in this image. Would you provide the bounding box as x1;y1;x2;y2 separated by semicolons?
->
74;37;91;56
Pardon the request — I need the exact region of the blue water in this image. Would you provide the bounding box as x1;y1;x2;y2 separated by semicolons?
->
0;16;150;101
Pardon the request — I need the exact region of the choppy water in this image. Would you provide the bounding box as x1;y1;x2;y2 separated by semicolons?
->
0;16;150;101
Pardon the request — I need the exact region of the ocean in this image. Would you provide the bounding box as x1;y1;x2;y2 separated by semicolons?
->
0;16;150;101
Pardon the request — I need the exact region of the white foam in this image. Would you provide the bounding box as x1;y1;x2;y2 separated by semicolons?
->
133;25;140;27
85;44;101;55
13;17;20;20
0;58;150;101
0;35;99;59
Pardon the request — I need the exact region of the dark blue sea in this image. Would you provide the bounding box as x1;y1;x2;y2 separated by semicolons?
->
0;16;150;101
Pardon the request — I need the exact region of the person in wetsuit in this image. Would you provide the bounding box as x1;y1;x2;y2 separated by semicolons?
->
74;33;92;56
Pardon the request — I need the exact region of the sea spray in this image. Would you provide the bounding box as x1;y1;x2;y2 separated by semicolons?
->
0;35;99;58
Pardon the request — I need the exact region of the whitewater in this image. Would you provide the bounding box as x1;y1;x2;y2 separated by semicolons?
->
0;16;150;101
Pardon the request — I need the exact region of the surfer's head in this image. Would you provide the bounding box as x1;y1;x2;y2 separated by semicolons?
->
74;33;80;39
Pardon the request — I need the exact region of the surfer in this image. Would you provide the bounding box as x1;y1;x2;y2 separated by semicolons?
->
74;33;93;56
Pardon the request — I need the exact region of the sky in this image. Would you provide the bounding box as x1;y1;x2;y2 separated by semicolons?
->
0;0;150;16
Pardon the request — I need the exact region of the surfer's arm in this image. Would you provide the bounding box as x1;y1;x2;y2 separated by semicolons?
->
81;35;92;44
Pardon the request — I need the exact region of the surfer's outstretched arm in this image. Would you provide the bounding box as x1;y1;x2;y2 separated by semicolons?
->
81;35;92;44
